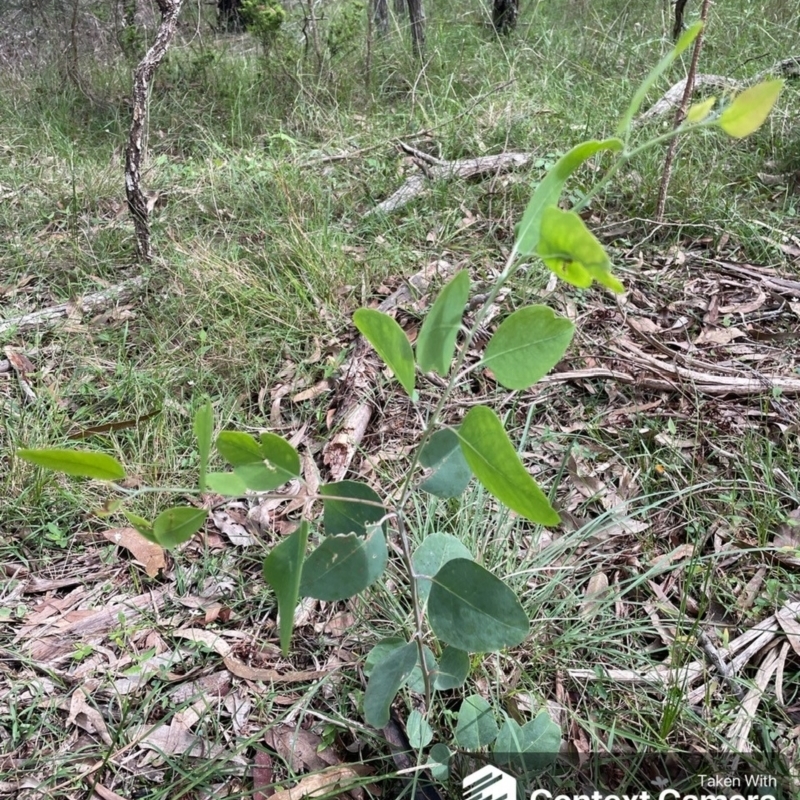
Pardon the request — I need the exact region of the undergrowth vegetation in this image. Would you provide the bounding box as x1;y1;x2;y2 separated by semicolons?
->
1;0;799;797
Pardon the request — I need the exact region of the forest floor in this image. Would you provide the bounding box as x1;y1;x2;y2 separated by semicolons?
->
2;0;800;798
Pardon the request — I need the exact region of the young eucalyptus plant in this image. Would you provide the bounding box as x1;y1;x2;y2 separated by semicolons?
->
18;23;782;776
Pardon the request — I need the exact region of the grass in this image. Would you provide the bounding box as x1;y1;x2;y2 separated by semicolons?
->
1;0;800;796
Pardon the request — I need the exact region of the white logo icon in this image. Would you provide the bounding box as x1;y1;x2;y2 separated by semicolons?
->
462;765;517;800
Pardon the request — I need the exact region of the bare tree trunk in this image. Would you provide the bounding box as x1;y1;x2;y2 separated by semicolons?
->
125;0;184;262
372;0;388;36
492;0;518;34
393;0;406;16
406;0;424;58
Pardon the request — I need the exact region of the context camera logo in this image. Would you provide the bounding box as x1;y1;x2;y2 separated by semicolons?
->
463;765;517;800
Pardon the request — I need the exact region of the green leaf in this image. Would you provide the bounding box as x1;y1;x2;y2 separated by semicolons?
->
151;506;207;548
205;471;249;496
217;431;300;491
515;139;623;257
418;429;472;498
537;206;624;293
412;532;473;605
482;305;575;390
263;522;309;655
363;641;418;728
216;431;262;466
493;712;561;773
353;308;416;399
617;21;703;135
686;96;716;124
299;527;387;601
320;481;385;537
194;400;213;492
17;448;126;481
434;646;470;690
427;743;451;781
455;695;499;749
123;511;157;543
718;79;784;139
407;710;434;749
428;558;529;652
458;406;559;526
416;270;470;376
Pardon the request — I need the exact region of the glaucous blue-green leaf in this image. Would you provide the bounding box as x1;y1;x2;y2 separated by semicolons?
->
205;471;249;496
455;695;499;749
458;405;559;526
263;521;309;655
418;429;472;498
537;206;624;293
407;645;437;694
353;308;416;399
17;448;126;481
412;532;473;604
123;511;157;543
515;139;623;257
152;506;207;548
428;558;529;652
193;400;213;492
718;79;784;139
407;710;434;748
416;270;470;376
493;712;561;773
299;527;387;600
258;432;301;480
364;637;405;676
320;481;385;537
427;743;451;781
617;21;703;135
434;646;470;690
363;641;418;728
482;306;575;390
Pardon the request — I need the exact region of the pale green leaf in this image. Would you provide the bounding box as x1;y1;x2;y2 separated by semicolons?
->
416;270;470;376
617;21;703;135
263;522;309;655
353;308;416;398
205;472;249;496
458;405;559;526
515;139;623;257
363;641;417;727
299;527;387;600
193;400;213;492
17;448;126;481
686;96;716;124
455;695;499;749
537;206;624;293
718;79;784;139
123;511;157;543
412;532;473;605
152;506;207;548
216;431;262;466
428;558;529;651
482;305;575;390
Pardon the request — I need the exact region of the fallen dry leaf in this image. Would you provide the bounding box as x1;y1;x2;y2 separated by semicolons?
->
265;725;340;773
92;784;128;800
581;571;609;618
102;527;166;577
253;750;275;800
269;764;371;800
694;326;746;346
67;688;113;746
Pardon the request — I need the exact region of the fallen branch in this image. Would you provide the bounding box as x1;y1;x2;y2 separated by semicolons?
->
0;277;146;336
365;149;533;215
